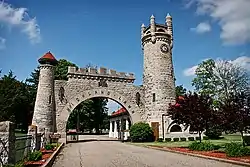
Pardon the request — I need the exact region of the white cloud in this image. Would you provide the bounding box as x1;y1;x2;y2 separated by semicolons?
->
0;37;6;50
0;1;40;43
191;22;211;34
183;55;250;76
183;65;198;76
185;0;250;45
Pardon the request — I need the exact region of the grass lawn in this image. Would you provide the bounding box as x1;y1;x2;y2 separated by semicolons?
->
129;134;243;148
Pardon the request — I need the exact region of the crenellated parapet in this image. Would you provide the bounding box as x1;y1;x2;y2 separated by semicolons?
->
141;14;173;48
67;66;135;83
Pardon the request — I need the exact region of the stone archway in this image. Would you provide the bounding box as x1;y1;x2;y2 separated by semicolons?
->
55;88;143;135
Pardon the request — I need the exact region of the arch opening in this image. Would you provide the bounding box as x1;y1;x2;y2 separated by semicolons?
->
65;97;132;142
170;125;182;132
56;88;142;141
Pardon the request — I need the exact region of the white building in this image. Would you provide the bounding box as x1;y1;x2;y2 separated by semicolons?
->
108;108;131;140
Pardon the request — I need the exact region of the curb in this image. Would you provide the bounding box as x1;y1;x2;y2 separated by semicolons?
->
146;146;250;167
41;143;64;167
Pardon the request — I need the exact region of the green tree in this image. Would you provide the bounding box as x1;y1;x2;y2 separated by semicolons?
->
192;59;217;97
218;91;250;146
0;71;33;131
214;60;249;103
175;85;187;97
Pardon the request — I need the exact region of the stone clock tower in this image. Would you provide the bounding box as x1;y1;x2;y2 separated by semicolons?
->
141;14;176;138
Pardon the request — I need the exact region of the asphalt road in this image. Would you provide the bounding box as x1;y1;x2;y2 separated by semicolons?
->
53;136;242;167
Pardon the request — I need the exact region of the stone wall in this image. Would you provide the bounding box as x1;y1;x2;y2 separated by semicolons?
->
54;78;146;136
0;121;15;166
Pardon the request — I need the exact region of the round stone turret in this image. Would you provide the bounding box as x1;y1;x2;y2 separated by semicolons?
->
32;51;57;133
142;14;176;139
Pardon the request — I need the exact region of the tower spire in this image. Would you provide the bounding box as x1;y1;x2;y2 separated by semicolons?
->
150;15;156;43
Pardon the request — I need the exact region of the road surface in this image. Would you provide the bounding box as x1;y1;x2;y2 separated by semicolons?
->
53;135;242;167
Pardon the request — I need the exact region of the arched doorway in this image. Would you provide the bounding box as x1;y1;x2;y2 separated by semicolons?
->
55;88;142;139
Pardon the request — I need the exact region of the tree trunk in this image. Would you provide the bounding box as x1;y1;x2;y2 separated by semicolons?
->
240;131;245;147
198;131;202;143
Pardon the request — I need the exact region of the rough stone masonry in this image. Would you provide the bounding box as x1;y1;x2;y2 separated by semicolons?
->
32;14;178;140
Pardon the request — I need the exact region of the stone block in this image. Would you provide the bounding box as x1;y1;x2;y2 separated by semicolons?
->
0;121;15;166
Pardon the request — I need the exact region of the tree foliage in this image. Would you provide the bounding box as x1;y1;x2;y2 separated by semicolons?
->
218;91;250;146
167;92;214;142
0;71;33;131
192;59;217;97
175;85;187;97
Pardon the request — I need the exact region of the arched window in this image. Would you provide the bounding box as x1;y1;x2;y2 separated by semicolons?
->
59;86;65;102
157;29;165;32
136;92;140;106
170;125;182;132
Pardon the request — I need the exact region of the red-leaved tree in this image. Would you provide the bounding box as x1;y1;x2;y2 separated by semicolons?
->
218;91;250;146
167;92;214;142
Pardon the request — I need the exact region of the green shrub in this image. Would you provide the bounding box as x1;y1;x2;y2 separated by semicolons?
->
243;136;250;146
180;138;186;141
130;122;153;142
204;127;222;139
173;138;179;142
28;150;42;161
225;142;250;157
188;137;194;141
203;136;209;140
157;138;163;142
189;141;220;151
195;137;201;141
165;138;171;142
45;144;54;150
3;163;24;167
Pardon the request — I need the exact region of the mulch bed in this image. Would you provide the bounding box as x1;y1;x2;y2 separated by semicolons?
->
156;146;250;164
24;148;57;167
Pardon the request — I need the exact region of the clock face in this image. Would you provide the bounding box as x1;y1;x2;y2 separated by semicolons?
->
160;44;168;53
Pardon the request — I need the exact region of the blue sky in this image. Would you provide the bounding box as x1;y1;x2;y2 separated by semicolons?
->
1;0;250;113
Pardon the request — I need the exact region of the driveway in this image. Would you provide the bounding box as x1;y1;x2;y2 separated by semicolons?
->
53;138;242;167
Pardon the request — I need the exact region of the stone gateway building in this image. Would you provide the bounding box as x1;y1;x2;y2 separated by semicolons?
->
32;14;200;142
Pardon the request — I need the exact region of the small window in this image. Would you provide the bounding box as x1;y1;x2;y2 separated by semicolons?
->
152;93;156;102
49;95;52;104
136;92;140;106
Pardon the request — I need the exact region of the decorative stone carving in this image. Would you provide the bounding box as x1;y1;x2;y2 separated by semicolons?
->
57;120;66;132
98;79;108;87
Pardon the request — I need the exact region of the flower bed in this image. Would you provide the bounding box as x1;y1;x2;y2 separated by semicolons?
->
23;144;59;167
153;146;250;164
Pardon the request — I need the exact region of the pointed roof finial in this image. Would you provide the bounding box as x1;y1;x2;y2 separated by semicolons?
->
141;23;145;28
151;14;155;19
166;13;172;18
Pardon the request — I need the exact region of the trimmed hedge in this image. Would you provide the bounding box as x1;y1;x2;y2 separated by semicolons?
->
157;138;163;142
129;122;154;142
189;141;220;151
165;138;171;142
180;138;187;141
173;138;179;142
243;136;250;146
188;137;194;141
225;142;250;157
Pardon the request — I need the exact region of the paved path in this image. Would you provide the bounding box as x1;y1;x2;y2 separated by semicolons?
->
53;137;242;167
